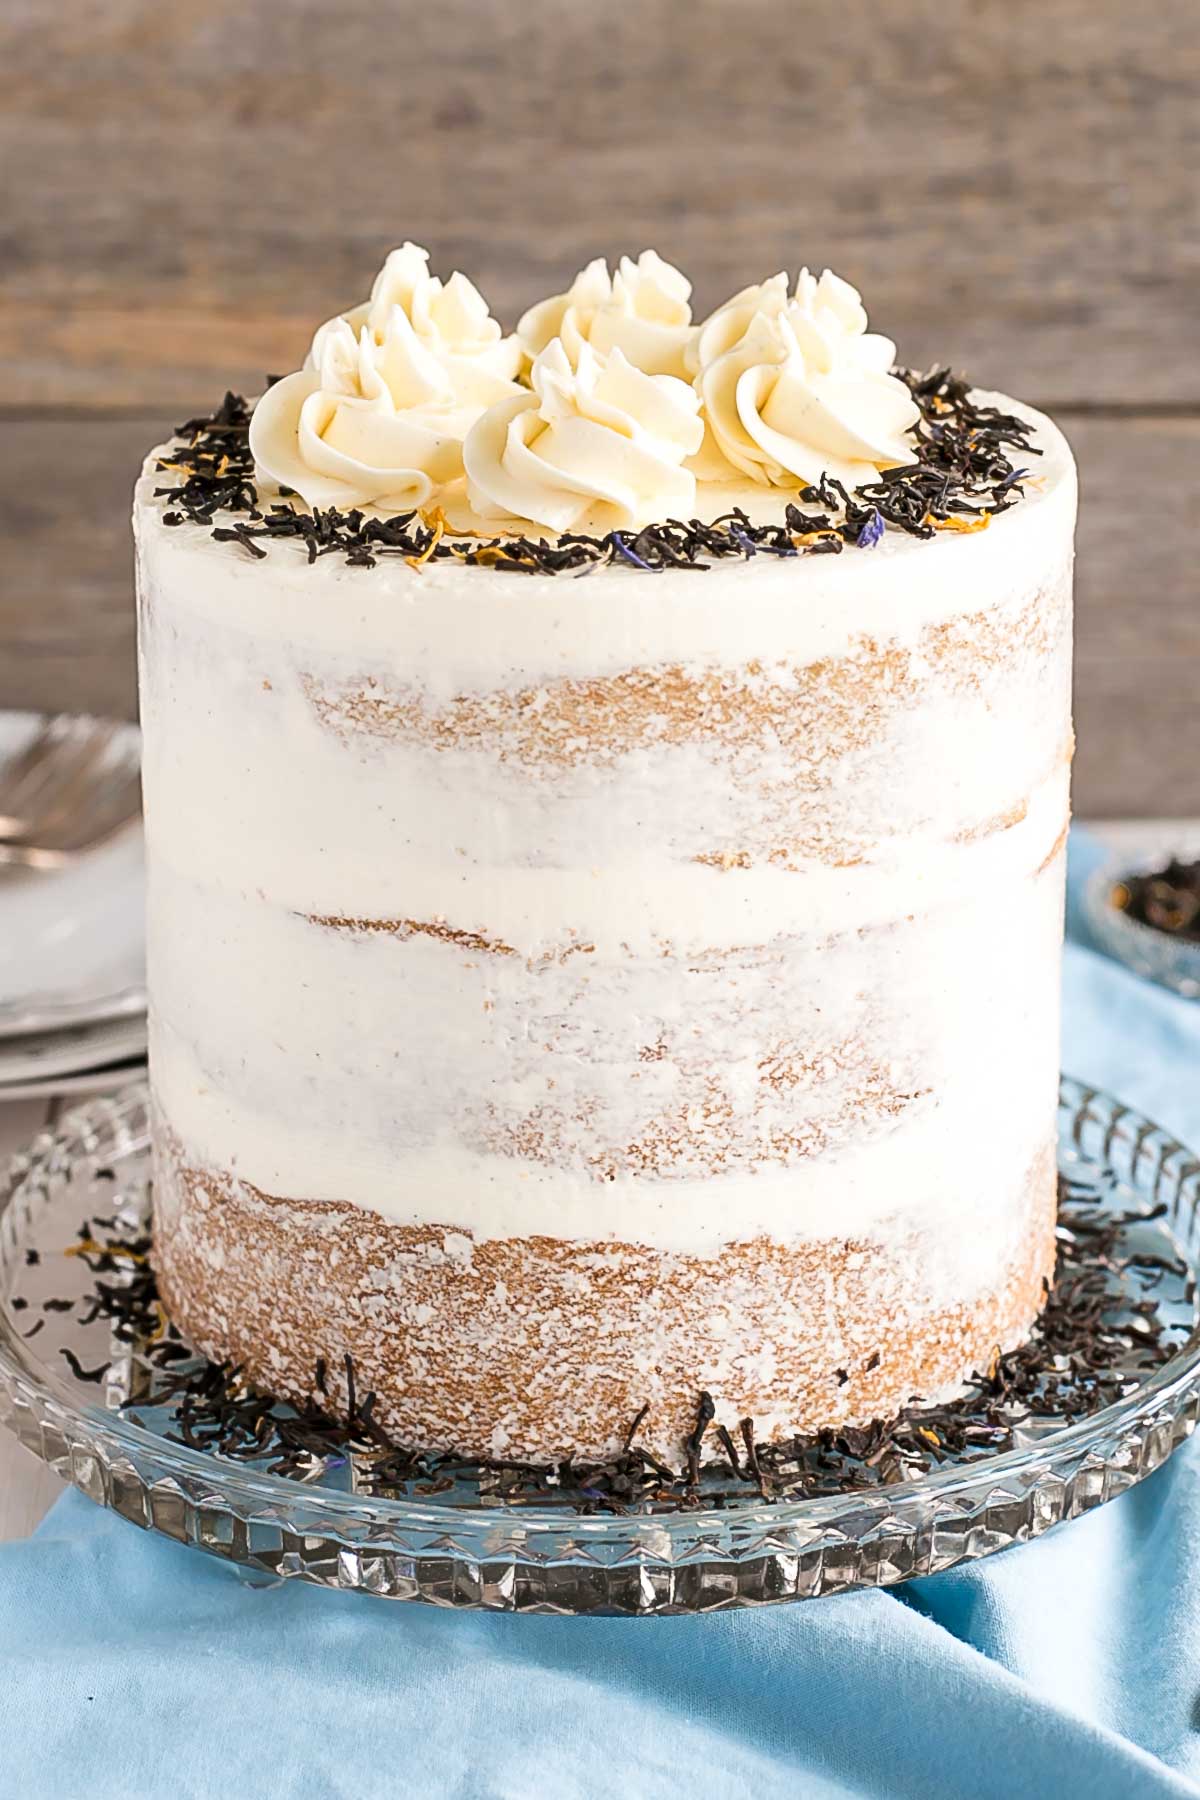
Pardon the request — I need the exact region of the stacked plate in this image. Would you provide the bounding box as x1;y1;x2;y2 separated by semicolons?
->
0;712;145;1100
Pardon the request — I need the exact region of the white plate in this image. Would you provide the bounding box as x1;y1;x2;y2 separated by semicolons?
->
0;712;145;1037
0;1015;148;1085
0;1057;148;1104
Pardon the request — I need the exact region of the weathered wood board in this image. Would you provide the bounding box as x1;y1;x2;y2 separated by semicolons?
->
0;0;1196;811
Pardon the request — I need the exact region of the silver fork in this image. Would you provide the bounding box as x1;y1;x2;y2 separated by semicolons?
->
0;715;141;869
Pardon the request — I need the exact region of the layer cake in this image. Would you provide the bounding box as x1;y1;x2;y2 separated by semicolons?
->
135;249;1076;1462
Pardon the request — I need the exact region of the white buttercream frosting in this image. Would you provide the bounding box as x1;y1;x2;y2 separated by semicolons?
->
249;244;523;511
246;249;954;526
693;268;922;488
517;251;695;379
464;338;704;532
690;267;875;368
323;241;523;384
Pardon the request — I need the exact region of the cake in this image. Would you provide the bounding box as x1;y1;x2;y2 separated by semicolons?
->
135;247;1076;1464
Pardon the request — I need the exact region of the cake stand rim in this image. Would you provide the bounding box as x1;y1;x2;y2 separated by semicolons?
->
1;1074;1198;1610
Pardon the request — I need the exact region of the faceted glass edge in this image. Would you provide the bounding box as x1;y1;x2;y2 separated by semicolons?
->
0;1077;1198;1613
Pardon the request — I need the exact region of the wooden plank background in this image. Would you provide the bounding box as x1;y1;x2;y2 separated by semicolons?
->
1;0;1197;813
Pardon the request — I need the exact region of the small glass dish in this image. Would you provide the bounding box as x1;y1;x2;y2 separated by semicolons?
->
1;1079;1199;1614
1085;852;1200;1000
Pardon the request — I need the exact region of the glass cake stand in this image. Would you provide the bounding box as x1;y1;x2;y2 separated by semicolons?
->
1;1079;1199;1616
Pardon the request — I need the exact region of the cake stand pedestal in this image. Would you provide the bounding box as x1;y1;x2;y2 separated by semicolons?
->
1;1079;1197;1615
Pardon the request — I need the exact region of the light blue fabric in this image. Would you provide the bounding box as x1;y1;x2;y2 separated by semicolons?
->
2;828;1200;1800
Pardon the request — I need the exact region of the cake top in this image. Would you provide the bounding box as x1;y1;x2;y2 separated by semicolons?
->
150;244;1046;574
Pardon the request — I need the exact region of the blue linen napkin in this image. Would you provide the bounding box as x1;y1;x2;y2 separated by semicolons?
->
3;828;1200;1800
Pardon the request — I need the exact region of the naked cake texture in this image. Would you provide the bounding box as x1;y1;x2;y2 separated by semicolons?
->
135;248;1076;1460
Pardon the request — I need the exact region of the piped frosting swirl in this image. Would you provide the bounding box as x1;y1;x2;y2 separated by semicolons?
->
249;248;933;526
517;251;696;379
693;269;922;488
464;339;704;532
250;248;522;511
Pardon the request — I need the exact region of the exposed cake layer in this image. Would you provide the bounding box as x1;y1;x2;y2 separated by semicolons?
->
147;842;1065;1255
153;1130;1057;1463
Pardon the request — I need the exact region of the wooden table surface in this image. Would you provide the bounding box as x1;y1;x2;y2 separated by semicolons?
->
0;818;1185;1542
1;0;1198;816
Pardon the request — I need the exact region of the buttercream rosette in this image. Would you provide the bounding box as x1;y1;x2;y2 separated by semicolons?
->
517;251;696;380
250;248;923;524
249;244;522;511
690;267;921;489
464;338;704;532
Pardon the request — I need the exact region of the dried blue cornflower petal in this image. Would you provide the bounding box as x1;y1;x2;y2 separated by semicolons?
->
856;507;885;549
730;524;795;557
611;531;656;571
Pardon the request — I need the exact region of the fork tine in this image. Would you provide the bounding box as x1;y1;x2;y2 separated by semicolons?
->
59;768;142;850
10;721;121;842
0;714;142;865
0;716;70;834
0;717;95;833
0;767;142;865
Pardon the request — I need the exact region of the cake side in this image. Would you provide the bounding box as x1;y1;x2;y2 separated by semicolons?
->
154;1127;1058;1463
136;395;1073;1243
137;443;1072;1454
